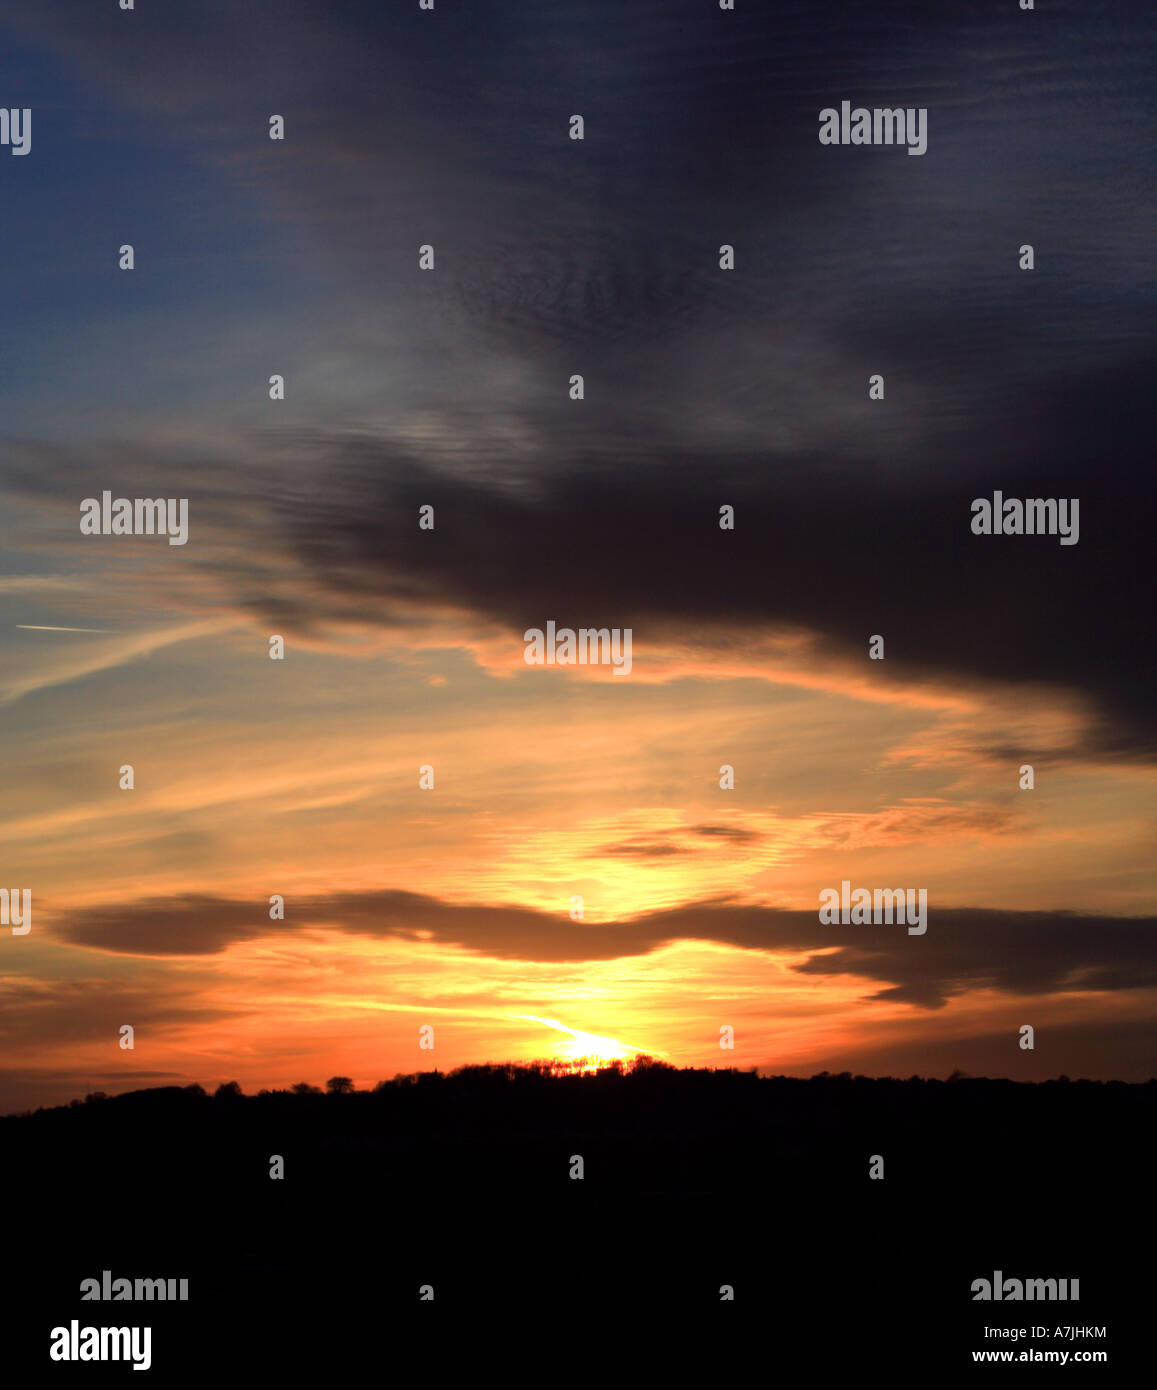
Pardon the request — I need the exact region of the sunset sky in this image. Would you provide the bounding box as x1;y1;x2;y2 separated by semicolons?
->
1;0;1154;1113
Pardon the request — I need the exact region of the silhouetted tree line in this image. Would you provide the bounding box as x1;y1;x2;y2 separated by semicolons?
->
3;1061;1148;1339
5;1060;1149;1122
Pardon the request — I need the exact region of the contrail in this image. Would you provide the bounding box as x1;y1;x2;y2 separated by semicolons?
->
16;624;115;633
509;1014;665;1058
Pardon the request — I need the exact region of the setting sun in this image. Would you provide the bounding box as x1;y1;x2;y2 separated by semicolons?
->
510;1015;663;1073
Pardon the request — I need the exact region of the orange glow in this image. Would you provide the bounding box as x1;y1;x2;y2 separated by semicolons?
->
510;1014;663;1074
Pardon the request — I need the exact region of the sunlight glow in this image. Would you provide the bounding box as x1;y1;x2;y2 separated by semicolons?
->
510;1014;664;1074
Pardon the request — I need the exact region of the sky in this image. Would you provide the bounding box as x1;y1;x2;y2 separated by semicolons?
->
1;0;1154;1112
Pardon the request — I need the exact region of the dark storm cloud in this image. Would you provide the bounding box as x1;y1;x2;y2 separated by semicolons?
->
4;1;1154;751
267;399;1157;760
54;891;1157;1011
9;0;1152;372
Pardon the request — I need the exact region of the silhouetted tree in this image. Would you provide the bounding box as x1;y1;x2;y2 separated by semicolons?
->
633;1055;672;1072
325;1076;354;1095
214;1081;244;1100
292;1082;320;1095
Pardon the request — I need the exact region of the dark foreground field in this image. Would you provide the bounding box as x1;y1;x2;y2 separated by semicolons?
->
2;1065;1150;1376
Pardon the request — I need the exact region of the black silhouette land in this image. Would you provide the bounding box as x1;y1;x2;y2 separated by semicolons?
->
1;1063;1149;1373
